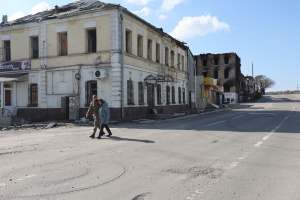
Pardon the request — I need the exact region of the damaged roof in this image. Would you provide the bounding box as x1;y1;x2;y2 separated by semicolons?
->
0;0;118;26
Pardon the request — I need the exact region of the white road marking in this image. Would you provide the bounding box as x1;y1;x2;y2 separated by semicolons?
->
263;132;273;140
232;115;244;119
205;120;225;127
255;141;263;147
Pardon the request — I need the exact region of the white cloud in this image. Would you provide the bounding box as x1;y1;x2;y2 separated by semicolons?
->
170;14;230;40
158;14;167;20
30;2;51;15
8;11;25;21
133;7;151;18
161;0;185;12
125;0;157;5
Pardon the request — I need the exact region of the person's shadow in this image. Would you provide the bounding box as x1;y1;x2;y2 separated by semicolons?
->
104;136;155;143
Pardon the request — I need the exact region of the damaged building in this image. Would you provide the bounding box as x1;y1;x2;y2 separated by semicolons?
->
195;53;243;104
0;0;195;124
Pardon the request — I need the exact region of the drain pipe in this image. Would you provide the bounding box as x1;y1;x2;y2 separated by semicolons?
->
119;7;125;119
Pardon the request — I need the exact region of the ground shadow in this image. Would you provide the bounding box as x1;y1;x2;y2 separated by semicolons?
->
101;136;154;143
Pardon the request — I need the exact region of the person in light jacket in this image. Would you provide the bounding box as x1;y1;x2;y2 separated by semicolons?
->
97;99;113;139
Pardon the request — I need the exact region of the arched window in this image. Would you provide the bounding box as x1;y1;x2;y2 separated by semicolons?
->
157;84;162;104
172;86;176;104
166;85;170;104
178;87;182;103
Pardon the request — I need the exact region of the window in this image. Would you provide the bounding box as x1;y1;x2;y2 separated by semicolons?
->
147;39;152;60
157;84;162;104
29;84;38;106
85;81;97;106
137;35;143;58
3;41;11;61
125;30;132;54
178;87;182;103
138;82;144;105
214;70;218;79
203;70;208;77
58;32;68;56
214;57;219;65
87;29;96;53
172;86;176;104
181;55;184;71
127;79;134;105
31;37;39;59
177;53;181;70
224;68;230;79
156;43;160;63
165;47;169;66
202;59;207;66
171;50;174;68
166;85;170;104
183;88;186;103
224;56;229;64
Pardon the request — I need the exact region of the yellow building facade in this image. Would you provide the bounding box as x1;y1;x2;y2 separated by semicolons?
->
0;0;191;123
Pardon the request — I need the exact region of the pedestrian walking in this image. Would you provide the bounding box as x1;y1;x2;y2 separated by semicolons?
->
86;95;102;138
97;99;112;139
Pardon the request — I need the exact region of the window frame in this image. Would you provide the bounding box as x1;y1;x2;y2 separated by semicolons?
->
31;36;39;59
58;32;68;56
125;29;132;54
137;34;143;58
138;82;144;105
127;79;135;105
28;83;38;107
166;85;170;104
172;86;176;104
157;84;162;105
156;43;160;63
3;40;11;61
87;28;97;53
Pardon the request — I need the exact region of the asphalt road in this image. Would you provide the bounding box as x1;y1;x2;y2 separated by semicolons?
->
0;94;299;200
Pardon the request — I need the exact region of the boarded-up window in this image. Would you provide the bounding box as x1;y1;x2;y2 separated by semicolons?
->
87;29;96;53
31;37;39;59
58;32;68;56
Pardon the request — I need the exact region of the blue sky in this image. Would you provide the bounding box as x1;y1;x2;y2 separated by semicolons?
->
1;0;299;92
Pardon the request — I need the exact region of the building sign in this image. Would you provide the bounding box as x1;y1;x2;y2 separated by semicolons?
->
0;60;31;71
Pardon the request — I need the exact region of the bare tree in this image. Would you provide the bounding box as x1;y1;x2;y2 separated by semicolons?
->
255;75;275;89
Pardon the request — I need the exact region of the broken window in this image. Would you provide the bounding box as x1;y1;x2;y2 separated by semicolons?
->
85;81;97;106
183;88;186;103
147;39;152;60
178;87;182;103
58;32;68;56
138;82;144;105
181;55;185;71
137;35;143;58
156;43;160;63
166;85;170;104
170;50;174;68
165;47;169;66
202;59;207;66
203;70;208;77
87;29;96;53
177;53;181;70
31;37;39;59
214;70;218;79
127;79;134;105
172;86;175;104
3;41;11;61
157;84;162;104
29;84;38;106
125;30;132;54
224;56;229;64
224;68;230;79
214;57;219;65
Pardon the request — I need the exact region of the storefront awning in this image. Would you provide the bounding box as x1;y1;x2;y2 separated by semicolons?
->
0;73;29;82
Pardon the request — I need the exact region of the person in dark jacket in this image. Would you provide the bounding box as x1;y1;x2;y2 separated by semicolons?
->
86;95;102;138
97;99;112;139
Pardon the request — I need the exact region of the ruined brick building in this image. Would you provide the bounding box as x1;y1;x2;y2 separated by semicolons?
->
194;53;243;103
